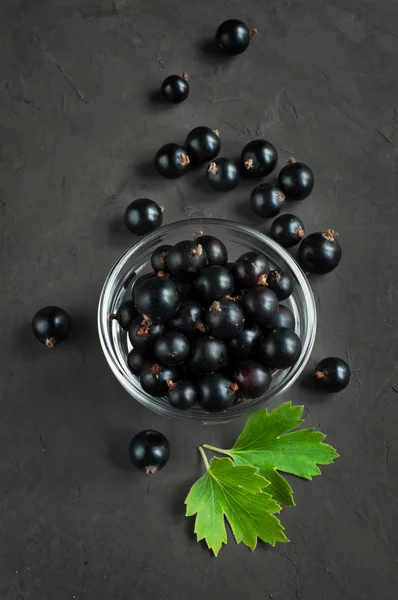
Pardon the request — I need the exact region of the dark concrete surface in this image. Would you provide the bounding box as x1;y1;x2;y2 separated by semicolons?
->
1;0;397;598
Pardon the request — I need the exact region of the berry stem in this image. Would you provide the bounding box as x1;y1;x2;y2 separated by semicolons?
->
199;446;211;471
202;444;232;457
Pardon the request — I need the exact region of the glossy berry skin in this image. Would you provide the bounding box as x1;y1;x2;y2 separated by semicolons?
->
231;361;271;399
155;143;191;179
32;306;71;348
194;265;234;304
233;252;270;288
151;245;172;273
299;230;342;274
189;336;227;373
185;127;221;164
243;287;279;325
128;318;165;350
168;300;203;336
267;270;294;301
131;273;155;301
129;430;170;474
216;20;252;55
270;214;305;248
140;363;180;396
194;235;228;266
134;277;180;323
263;304;295;331
205;299;245;340
161;74;189;103
167;240;208;278
250;183;285;219
196;374;237;412
241;140;278;178
109;299;138;331
167;380;197;410
127;348;148;375
228;324;261;359
278;159;314;201
258;328;301;368
206;158;239;192
124;199;163;235
314;357;351;393
154;331;190;366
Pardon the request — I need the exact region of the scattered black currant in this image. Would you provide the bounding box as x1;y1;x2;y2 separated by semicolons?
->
299;230;342;274
206;158;239;192
108;299;138;331
185;127;221;164
161;73;189;103
129;430;170;474
140;363;180;396
32;306;71;348
231;361;271;399
233;252;269;287
257;328;302;368
267;270;294;301
193;235;228;266
124;199;164;235
194;265;234;304
278;158;314;201
151;245;172;274
263;304;295;331
314;357;351;393
167;380;197;410
250;183;285;219
127;348;148;375
129;317;165;350
168;300;203;336
189;335;227;373
228;323;261;359
167;240;208;278
196;374;238;412
154;331;190;366
155;143;191;179
205;299;245;340
215;19;257;55
134;276;180;323
243;287;279;325
270;214;305;248
241;139;278;177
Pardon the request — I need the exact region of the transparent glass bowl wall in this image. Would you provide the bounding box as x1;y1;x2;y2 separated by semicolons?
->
98;219;316;424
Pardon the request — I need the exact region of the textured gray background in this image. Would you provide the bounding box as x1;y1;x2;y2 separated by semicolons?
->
1;0;397;598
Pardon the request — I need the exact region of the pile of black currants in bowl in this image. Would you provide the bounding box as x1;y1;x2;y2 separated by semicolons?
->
110;234;302;413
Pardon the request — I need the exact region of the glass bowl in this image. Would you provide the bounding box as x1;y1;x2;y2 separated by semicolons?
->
98;218;316;424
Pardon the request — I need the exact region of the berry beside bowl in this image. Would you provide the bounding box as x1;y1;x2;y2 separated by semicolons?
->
98;219;316;424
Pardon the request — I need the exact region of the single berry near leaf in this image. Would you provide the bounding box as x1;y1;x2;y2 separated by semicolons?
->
205;299;245;340
314;357;351;392
155;143;191;179
129;430;170;473
167;240;208;277
140;363;180;396
108;299;138;331
161;73;189;103
193;235;228;266
241;140;278;178
32;306;71;348
185;127;221;164
167;380;197;410
196;374;238;412
215;19;257;55
250;183;285;219
278;158;314;201
231;360;271;398
257;327;301;368
124;199;164;235
206;158;239;192
299;230;342;274
270;214;305;248
267;270;294;301
233;251;269;287
194;265;234;304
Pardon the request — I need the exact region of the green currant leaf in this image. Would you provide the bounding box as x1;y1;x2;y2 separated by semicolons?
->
185;454;287;556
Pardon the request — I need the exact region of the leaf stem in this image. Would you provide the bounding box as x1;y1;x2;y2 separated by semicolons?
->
202;444;232;456
199;446;210;471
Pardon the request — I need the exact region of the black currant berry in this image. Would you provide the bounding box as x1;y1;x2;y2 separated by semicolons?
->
241;140;278;177
127;348;148;375
151;245;172;274
250;183;285;219
270;214;305;248
109;299;138;331
168;300;203;336
314;357;351;393
194;265;235;304
161;73;189;103
243;287;279;325
233;252;269;287
140;363;180;396
155;143;191;179
278;158;314;201
231;361;271;399
129;430;170;474
205;299;245;340
189;335;227;373
193;235;228;266
257;328;301;368
167;380;197;410
267;270;294;301
299;230;342;274
206;158;239;192
185;127;221;164
196;374;238;412
228;324;261;359
131;273;155;301
167;240;208;278
129;317;165;350
124;199;164;235
215;20;257;55
263;304;295;331
154;331;190;366
32;306;71;348
134;277;180;323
